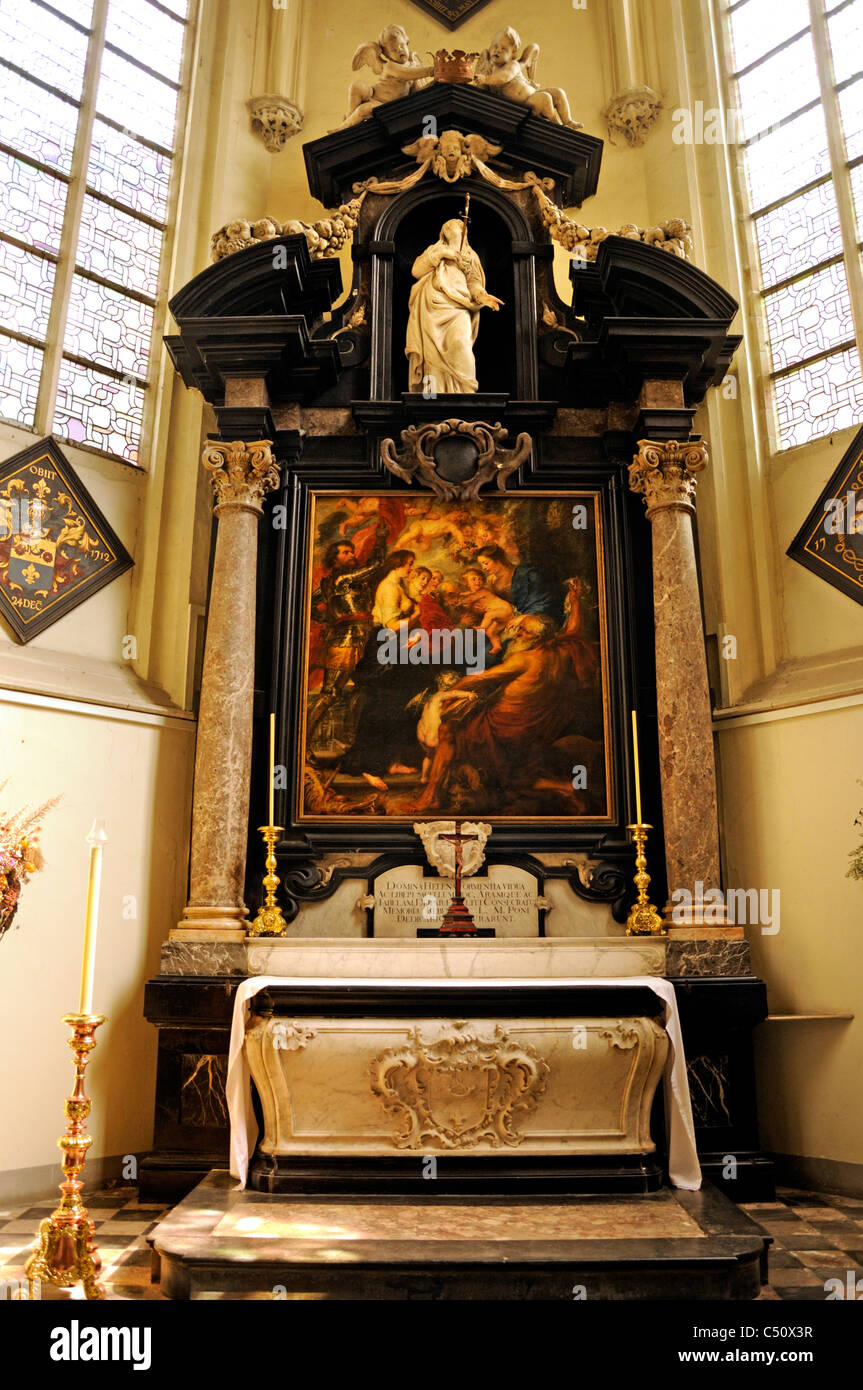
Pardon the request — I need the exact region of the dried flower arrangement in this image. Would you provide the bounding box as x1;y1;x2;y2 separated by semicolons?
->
849;790;863;884
0;784;59;941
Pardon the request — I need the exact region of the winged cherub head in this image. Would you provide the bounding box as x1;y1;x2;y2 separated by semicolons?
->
380;24;411;64
488;26;520;66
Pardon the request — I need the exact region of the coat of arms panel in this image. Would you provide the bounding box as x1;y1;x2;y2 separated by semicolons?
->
0;437;133;643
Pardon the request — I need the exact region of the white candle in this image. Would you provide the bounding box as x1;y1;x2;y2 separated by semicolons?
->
268;713;275;826
79;820;107;1015
631;709;643;825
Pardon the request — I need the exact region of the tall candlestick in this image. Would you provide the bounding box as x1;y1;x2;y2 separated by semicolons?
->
631;709;643;825
78;821;107;1016
268;712;275;826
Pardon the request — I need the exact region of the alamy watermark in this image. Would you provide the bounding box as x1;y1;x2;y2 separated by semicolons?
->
671;880;780;933
377;620;486;673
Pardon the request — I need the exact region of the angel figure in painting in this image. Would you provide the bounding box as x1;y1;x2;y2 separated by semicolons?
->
337;25;433;129
406;218;503;395
473;27;583;129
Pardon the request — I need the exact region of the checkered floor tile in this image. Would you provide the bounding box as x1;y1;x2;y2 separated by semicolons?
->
0;1183;860;1300
741;1189;863;1300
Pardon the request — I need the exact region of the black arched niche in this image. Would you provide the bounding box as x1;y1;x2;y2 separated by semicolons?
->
369;181;538;402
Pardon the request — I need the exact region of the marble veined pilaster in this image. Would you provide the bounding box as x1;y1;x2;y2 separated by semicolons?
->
629;439;731;933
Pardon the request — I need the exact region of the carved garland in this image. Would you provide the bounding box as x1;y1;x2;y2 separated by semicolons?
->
210;129;693;264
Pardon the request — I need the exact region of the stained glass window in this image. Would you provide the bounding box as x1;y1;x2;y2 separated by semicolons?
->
0;239;57;339
723;0;863;451
0;0;194;464
0;332;43;428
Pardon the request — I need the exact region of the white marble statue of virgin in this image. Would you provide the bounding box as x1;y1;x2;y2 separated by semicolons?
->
405;218;503;394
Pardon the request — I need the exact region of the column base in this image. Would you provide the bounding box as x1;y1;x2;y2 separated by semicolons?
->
172;904;249;943
665;925;745;939
663;905;744;940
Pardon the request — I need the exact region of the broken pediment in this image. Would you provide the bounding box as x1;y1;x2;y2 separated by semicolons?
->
303;84;603;209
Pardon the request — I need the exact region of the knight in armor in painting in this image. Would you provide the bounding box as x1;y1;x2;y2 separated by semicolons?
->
306;533;386;744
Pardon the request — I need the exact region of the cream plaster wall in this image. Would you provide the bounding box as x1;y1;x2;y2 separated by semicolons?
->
0;697;194;1175
0;416;197;1182
717;704;863;1167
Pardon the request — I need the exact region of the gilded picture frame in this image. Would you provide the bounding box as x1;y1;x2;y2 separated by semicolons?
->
295;489;614;824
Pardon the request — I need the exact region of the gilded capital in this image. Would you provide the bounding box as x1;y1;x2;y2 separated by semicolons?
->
628;438;709;516
202;440;280;515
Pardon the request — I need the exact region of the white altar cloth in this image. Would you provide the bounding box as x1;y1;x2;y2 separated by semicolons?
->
225;975;702;1190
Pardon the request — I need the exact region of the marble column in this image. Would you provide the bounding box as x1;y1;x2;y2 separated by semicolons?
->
174;440;280;941
629;439;735;935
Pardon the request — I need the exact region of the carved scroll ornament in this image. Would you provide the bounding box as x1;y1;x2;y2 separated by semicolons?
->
414;819;490;877
381;419;531;501
370;1023;549;1149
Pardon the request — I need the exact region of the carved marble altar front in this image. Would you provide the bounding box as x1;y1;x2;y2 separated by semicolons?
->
245;1010;667;1159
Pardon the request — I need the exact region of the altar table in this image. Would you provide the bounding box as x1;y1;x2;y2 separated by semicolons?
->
225;975;701;1191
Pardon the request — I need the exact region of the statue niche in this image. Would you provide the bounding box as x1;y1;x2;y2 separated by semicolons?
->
383;189;522;401
405;214;503;395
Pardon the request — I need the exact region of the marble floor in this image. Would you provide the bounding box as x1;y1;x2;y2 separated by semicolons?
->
1;1183;861;1300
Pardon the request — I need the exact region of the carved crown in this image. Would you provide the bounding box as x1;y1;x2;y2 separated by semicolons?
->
432;49;479;82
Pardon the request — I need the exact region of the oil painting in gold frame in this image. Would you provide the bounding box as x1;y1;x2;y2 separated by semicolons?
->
297;490;613;823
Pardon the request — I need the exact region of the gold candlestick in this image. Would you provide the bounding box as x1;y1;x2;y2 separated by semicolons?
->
23;1013;106;1300
625;823;665;936
248;825;289;936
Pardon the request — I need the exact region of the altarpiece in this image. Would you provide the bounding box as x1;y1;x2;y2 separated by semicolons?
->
143;44;770;1213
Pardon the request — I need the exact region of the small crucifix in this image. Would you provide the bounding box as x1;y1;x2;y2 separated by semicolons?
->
438;821;480;936
459;191;471;250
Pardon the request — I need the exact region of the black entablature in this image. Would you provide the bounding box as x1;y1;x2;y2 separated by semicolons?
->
303;84;603;209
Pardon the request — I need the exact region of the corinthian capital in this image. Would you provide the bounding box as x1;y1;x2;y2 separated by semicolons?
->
202;440;280;514
628;438;709;516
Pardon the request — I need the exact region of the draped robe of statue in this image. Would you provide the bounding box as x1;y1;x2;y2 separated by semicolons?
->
405;219;489;394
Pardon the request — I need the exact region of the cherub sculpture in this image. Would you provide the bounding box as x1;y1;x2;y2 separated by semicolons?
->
473;27;583;129
402;131;502;183
337;25;433;129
